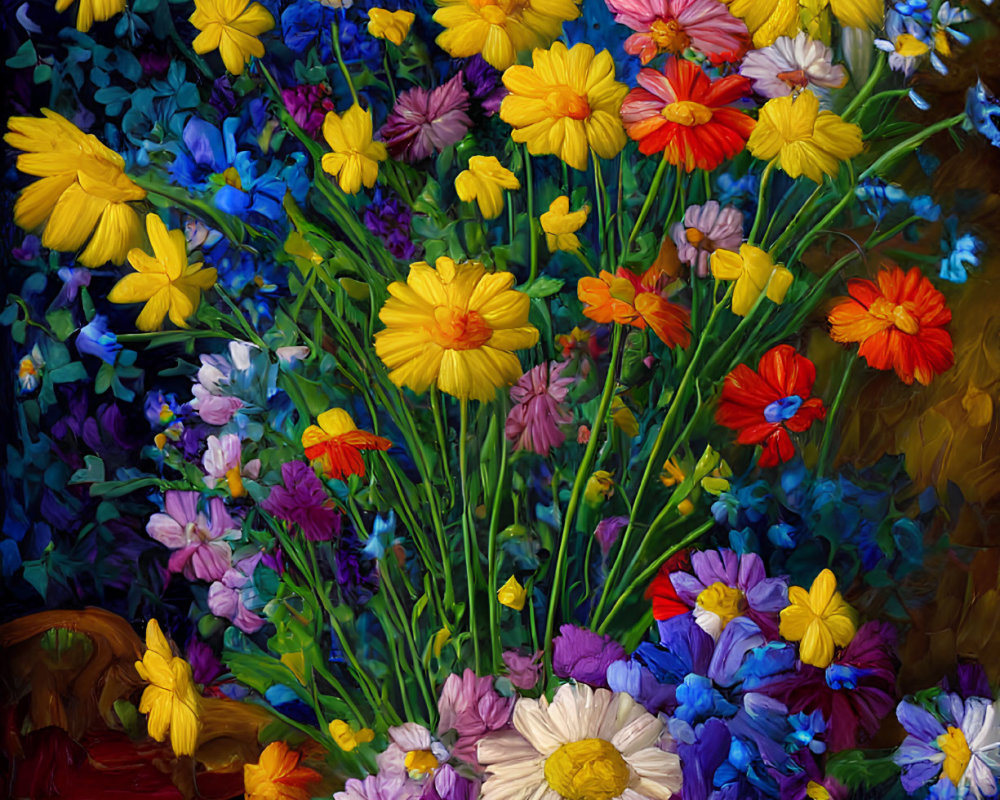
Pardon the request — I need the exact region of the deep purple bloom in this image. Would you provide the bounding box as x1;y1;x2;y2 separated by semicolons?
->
262;461;341;541
363;190;416;260
437;669;513;767
208;76;238;117
283;84;335;138
419;765;475;800
334;533;379;606
139;51;171;76
594;516;628;558
380;75;472;162
12;235;41;262
677;717;731;800
778;750;847;800
186;637;223;685
552;624;627;688
461;55;507;116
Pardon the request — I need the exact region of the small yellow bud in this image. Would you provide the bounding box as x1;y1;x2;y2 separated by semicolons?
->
154;433;168;450
497;576;527;611
329;719;375;752
432;627;451;658
585;471;615;505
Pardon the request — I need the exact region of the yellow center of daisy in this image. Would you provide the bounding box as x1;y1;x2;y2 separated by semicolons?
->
661;101;713;126
696;582;745;629
546;87;592;120
429;307;493;350
544;738;630;800
894;33;930;57
805;782;831;800
649;18;691;53
404;749;440;777
869;298;920;335
938;726;971;786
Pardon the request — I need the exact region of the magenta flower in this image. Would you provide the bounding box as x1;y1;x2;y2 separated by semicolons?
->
437;669;514;767
262;461;342;541
594;516;629;558
146;491;237;581
501;650;542;690
606;0;749;64
208;561;265;633
380;74;472;162
282;83;335;138
669;201;744;278
505;361;574;457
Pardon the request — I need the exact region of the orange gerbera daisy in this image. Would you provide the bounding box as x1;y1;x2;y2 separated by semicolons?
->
828;264;954;386
578;263;691;348
619;57;754;171
301;408;392;481
244;741;321;800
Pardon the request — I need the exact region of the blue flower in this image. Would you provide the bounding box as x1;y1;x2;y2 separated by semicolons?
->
966;80;1000;148
76;316;122;365
785;711;827;754
939;229;984;284
675;673;739;725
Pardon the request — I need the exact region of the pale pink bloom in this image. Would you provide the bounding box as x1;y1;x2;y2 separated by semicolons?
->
376;723;450;782
202;434;261;490
276;345;310;364
207;561;265;633
739;33;848;105
501;650;542;690
146;491;237;581
380;74;472;162
437;669;514;767
606;0;749;64
191;384;244;426
505;362;574;457
669;201;744;277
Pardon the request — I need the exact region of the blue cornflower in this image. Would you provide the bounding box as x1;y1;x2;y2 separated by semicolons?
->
76;316;123;365
786;711;827;754
674;673;739;725
966;80;1000;148
939;224;984;284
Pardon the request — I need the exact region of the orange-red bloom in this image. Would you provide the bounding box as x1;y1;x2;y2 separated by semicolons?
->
578;263;691;348
828;265;954;386
244;741;321;800
620;57;754;171
301;408;392;481
716;344;826;467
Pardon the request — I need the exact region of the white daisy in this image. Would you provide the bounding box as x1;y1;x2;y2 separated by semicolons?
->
740;32;847;107
477;683;682;800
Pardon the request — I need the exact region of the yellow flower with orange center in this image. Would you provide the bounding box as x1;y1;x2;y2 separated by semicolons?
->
433;0;581;69
500;42;628;171
374;257;539;402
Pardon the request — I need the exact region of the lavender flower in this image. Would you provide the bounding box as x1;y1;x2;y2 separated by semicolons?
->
461;55;507;116
381;74;472;162
146;491;237;582
669;201;744;278
262;461;341;541
505;361;574;456
364;190;417;260
552;624;627;688
739;33;847;105
501;650;542;690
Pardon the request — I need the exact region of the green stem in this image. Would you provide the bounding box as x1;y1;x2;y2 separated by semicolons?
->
132;175;244;246
524;146;538;283
331;21;360;105
458;398;481;673
380;563;436;720
544;324;624;670
663;164;684;231
747;160;777;246
383;49;398;102
842;53;886;122
627;154;669;249
487;409;508;673
817;351;858;477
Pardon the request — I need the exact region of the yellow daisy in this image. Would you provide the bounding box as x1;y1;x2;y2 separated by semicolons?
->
321;105;388;194
190;0;275;76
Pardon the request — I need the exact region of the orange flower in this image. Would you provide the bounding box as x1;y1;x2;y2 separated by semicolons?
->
828;265;954;386
244;741;321;800
577;263;690;348
301;408;392;481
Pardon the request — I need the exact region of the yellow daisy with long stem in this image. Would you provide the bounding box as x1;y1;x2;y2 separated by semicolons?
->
109;214;218;331
134;619;203;757
374;257;539;402
190;0;275;76
500;42;628;171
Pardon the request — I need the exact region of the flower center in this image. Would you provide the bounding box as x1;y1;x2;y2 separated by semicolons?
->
870;298;920;334
404;749;439;777
937;726;971;786
895;33;930;57
685;227;716;251
661;101;713;126
429;307;492;350
649;18;691;53
479;4;507;24
546;87;591;120
695;582;745;629
544;738;630;800
763;394;803;423
806;782;831;800
776;69;809;89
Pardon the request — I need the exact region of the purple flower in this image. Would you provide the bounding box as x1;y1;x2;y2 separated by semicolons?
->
505;362;574;456
670;548;787;639
552;624;627;688
52;266;91;308
669;201;744;278
186;637;223;685
337;773;421;800
139;51;171;76
380;75;472;162
208;563;265;633
191;384;244;425
76;316;122;365
283;84;335;138
461;55;507;116
208;76;237;117
262;461;341;542
12;235;41;262
437;669;513;767
334;533;379;606
594;516;628;558
364;190;417;260
502;650;542;690
419;765;476;800
779;750;847;800
146;491;237;582
676;717;730;800
607;659;674;714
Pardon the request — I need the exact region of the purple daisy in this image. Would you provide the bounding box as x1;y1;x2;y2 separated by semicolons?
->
380;74;472;162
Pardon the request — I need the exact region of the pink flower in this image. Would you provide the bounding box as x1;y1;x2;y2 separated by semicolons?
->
282;84;335;138
606;0;749;64
669;201;745;278
437;669;514;767
739;33;847;105
191;384;244;425
146;491;237;581
501;650;542;690
505;362;574;456
380;74;472;162
207;561;265;633
376;723;450;782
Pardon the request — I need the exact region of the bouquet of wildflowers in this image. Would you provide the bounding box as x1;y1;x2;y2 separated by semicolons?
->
4;0;1000;797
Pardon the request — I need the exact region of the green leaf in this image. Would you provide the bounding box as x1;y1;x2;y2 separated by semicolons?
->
523;277;565;298
6;40;36;69
69;455;106;485
95;362;113;394
33;64;52;84
48;362;87;384
22;560;49;599
97;501;120;524
46;309;76;342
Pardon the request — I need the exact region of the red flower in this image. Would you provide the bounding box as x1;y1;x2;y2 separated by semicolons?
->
715;344;826;467
620;57;754;171
827;264;954;386
645;549;692;620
